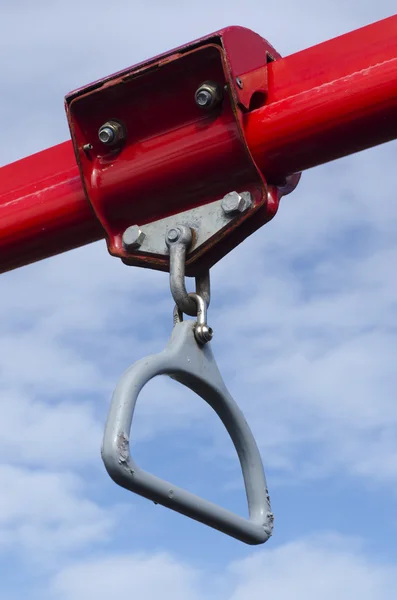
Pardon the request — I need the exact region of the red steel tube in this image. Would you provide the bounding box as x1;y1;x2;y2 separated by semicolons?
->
1;14;397;274
0;142;102;273
246;14;397;178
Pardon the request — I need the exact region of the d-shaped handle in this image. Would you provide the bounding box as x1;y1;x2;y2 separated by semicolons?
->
101;320;273;545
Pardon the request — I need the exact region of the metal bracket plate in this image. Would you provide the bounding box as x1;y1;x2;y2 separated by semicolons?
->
121;192;253;267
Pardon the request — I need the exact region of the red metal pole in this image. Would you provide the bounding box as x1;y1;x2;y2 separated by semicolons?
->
246;13;397;179
1;14;396;274
0;142;102;273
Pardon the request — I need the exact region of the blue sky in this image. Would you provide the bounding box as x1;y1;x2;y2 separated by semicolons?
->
1;1;397;598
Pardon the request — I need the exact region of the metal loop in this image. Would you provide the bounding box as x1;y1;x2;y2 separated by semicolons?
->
166;225;210;316
189;293;213;344
173;293;213;345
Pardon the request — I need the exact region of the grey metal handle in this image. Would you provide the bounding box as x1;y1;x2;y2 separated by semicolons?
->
101;320;273;545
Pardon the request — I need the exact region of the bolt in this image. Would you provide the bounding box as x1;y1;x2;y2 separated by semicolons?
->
195;81;223;110
196;89;212;107
166;227;181;243
98;126;114;145
122;225;146;250
221;191;252;216
236;77;243;89
98;120;126;146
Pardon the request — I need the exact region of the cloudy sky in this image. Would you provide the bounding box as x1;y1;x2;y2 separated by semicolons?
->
1;1;397;598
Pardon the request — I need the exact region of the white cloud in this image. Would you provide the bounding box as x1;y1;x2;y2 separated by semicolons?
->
227;534;397;600
48;534;397;600
0;243;189;467
0;465;113;562
50;552;202;600
0;391;103;468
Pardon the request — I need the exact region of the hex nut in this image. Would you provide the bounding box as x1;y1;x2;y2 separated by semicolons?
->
122;225;146;250
221;191;251;216
195;81;223;110
98;120;126;146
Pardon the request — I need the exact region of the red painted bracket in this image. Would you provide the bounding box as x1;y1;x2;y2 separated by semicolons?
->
65;27;299;276
3;15;395;275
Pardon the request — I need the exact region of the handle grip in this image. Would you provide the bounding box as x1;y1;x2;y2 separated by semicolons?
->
101;320;273;545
